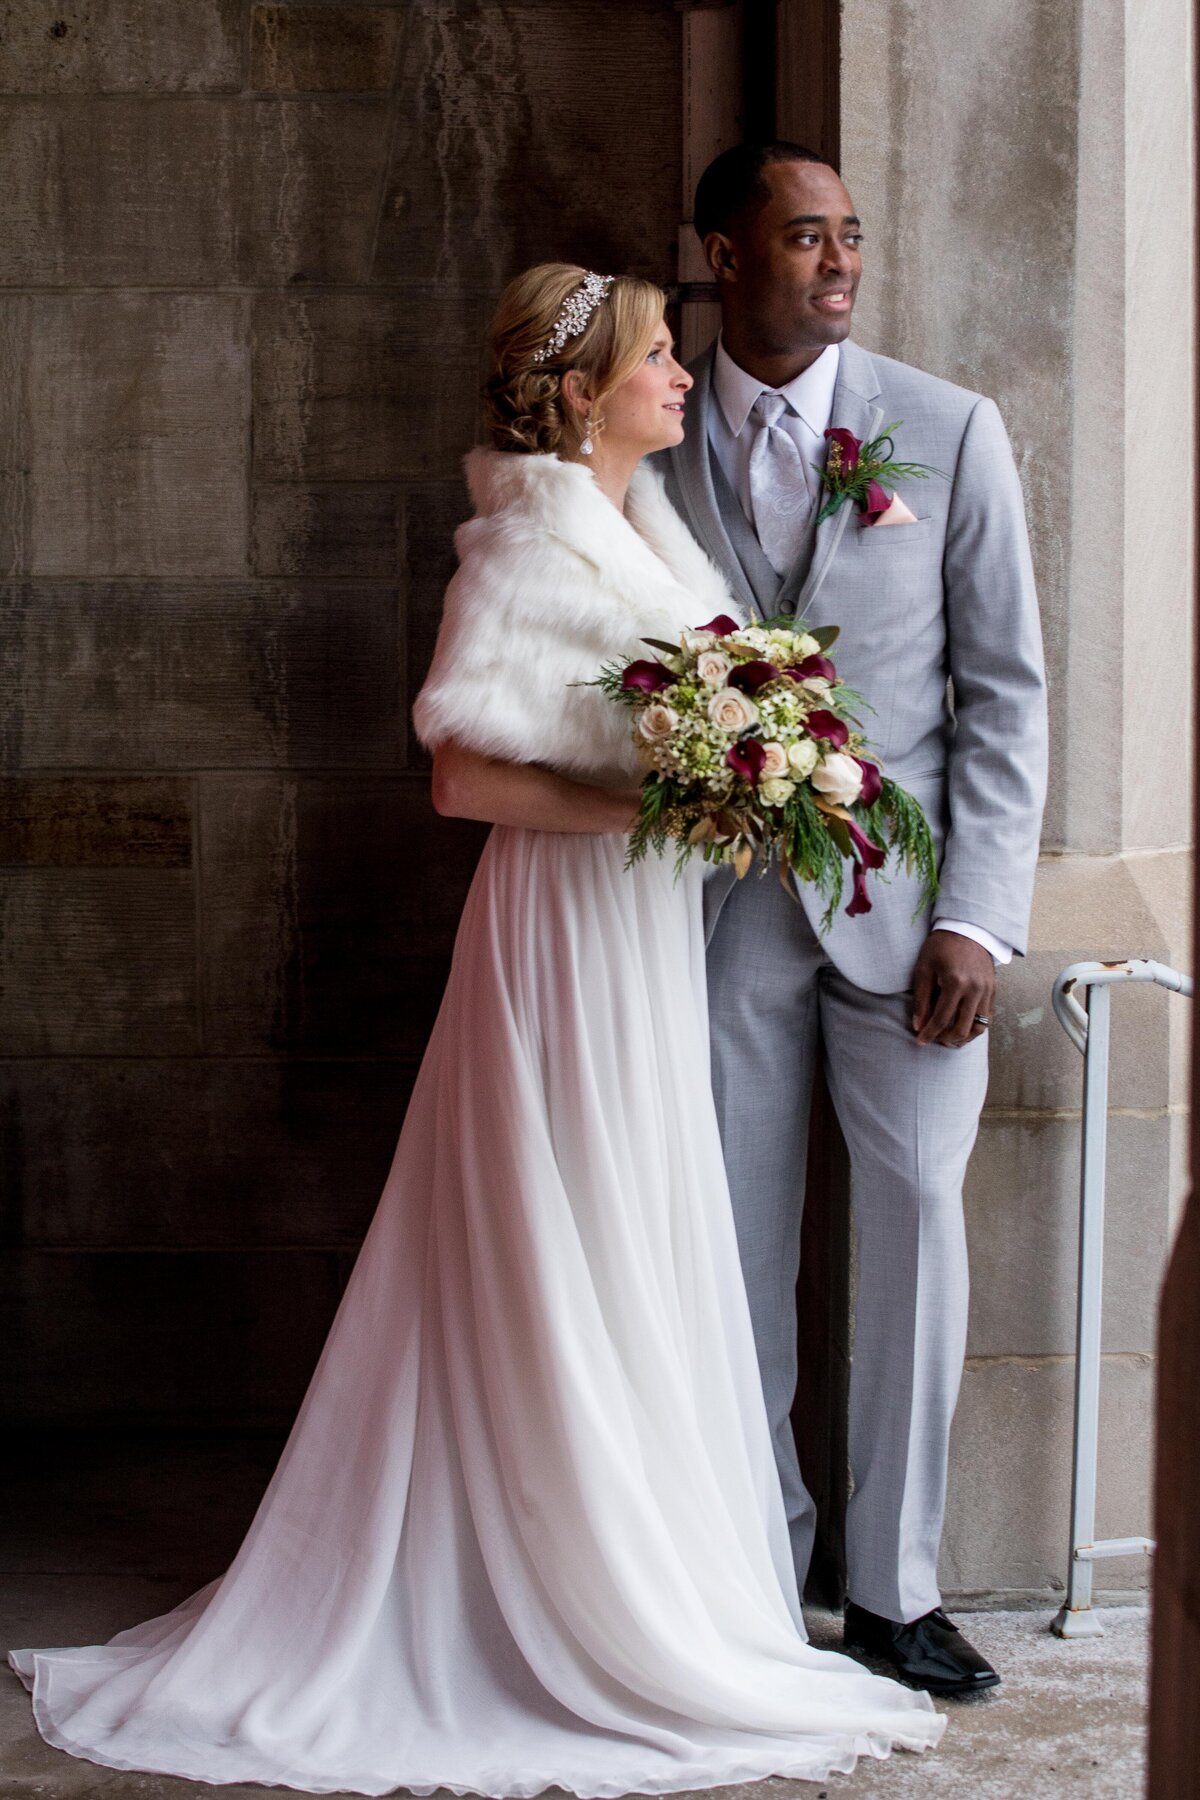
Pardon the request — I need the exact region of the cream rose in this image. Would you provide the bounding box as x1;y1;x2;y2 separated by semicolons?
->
696;649;733;687
708;688;759;732
759;776;796;807
786;737;819;779
796;632;820;658
811;750;864;806
759;741;790;778
638;702;679;743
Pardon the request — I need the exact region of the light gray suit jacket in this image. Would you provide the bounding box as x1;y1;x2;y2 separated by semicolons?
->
658;339;1049;995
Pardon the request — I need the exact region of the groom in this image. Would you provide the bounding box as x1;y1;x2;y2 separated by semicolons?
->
659;143;1047;1695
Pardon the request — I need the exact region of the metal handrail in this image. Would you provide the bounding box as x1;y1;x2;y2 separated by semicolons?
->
1050;959;1193;1639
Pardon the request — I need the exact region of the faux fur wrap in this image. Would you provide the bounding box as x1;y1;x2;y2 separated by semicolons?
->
412;448;734;783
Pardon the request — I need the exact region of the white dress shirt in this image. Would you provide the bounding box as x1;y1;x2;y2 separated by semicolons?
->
705;336;1012;968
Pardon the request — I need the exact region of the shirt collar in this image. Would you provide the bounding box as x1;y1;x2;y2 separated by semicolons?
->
712;337;842;439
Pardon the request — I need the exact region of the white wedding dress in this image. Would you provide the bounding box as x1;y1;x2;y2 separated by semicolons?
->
10;451;944;1795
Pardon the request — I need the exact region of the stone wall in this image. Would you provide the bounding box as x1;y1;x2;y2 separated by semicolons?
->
840;0;1194;1602
0;0;683;1428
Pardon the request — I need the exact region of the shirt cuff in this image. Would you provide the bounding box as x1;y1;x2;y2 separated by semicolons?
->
933;917;1013;966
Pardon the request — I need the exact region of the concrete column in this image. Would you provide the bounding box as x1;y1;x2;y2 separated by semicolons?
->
837;0;1193;1601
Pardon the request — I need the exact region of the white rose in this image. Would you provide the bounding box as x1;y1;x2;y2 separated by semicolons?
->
685;630;717;651
638;702;679;742
708;688;759;732
696;649;733;687
796;633;820;658
786;738;819;778
759;741;790;778
760;776;796;807
811;750;864;806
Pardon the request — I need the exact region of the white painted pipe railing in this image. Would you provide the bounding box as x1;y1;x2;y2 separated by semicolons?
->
1049;959;1192;1639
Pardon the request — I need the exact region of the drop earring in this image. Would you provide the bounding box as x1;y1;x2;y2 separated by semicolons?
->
580;416;594;456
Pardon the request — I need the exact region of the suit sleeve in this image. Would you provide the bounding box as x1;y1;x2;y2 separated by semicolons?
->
936;397;1048;955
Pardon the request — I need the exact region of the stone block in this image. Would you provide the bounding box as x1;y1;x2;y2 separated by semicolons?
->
0;869;197;1055
1;582;403;769
373;1;681;286
402;477;473;758
964;1113;1169;1360
251;484;401;578
198;773;487;1055
0;99;390;287
0;1;242;93
238;99;393;284
0;297;31;578
27;294;248;578
253;291;485;481
0;1248;343;1427
987;850;1186;1113
940;1353;1154;1598
250;5;402;92
0;1057;416;1250
0;776;191;867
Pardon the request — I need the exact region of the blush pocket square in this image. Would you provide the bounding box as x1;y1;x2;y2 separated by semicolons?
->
871;494;919;527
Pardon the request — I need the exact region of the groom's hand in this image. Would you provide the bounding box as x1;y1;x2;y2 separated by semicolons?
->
911;932;996;1048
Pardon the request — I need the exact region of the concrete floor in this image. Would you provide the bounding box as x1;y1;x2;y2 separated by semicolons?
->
1;1433;1149;1799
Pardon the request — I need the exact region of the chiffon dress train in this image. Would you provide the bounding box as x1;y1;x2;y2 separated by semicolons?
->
10;450;945;1793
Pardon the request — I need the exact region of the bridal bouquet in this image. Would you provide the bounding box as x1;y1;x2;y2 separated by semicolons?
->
595;614;937;924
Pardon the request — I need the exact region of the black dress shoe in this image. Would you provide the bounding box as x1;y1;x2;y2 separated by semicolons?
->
843;1601;1001;1697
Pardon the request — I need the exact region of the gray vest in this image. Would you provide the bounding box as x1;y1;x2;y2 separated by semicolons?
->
707;446;820;619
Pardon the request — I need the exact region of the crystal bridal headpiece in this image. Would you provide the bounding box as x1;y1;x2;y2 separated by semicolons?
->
530;272;614;366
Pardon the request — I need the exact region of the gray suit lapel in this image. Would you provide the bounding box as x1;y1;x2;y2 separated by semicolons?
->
783;340;884;618
666;348;758;617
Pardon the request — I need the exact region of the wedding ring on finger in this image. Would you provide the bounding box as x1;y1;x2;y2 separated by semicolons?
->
973;1014;990;1030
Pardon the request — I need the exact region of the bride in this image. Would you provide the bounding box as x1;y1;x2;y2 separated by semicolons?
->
9;265;945;1794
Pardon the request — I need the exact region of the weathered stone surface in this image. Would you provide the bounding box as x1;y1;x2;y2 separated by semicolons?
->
238;99;393;284
27;294;248;578
0;1249;343;1427
0;869;196;1055
0;1057;416;1249
199;773;486;1056
251;484;401;578
964;1113;1169;1360
0;100;390;287
940;1354;1154;1598
0;583;403;769
402;477;472;757
253;291;486;481
373;1;681;285
0;776;191;867
251;5;402;92
986;848;1189;1113
0;297;31;579
0;1;243;94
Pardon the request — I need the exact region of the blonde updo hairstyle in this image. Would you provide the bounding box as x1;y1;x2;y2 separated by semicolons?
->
484;263;666;457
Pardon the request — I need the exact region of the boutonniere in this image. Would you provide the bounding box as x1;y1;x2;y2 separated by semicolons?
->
817;423;946;527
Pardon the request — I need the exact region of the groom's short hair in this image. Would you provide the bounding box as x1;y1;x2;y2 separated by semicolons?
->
694;141;833;241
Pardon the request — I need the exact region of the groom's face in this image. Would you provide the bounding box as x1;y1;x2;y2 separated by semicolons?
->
709;161;863;361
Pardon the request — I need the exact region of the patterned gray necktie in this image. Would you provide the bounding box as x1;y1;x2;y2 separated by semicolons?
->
747;391;814;578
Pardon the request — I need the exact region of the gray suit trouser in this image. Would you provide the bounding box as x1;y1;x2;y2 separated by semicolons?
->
707;870;988;1625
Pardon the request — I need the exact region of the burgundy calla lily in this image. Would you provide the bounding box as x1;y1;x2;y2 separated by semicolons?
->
825;427;862;471
791;653;838;684
806;709;850;748
728;660;779;695
697;614;740;637
726;739;766;782
853;756;883;808
621;659;674;694
844;820;887;918
860;479;892;525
